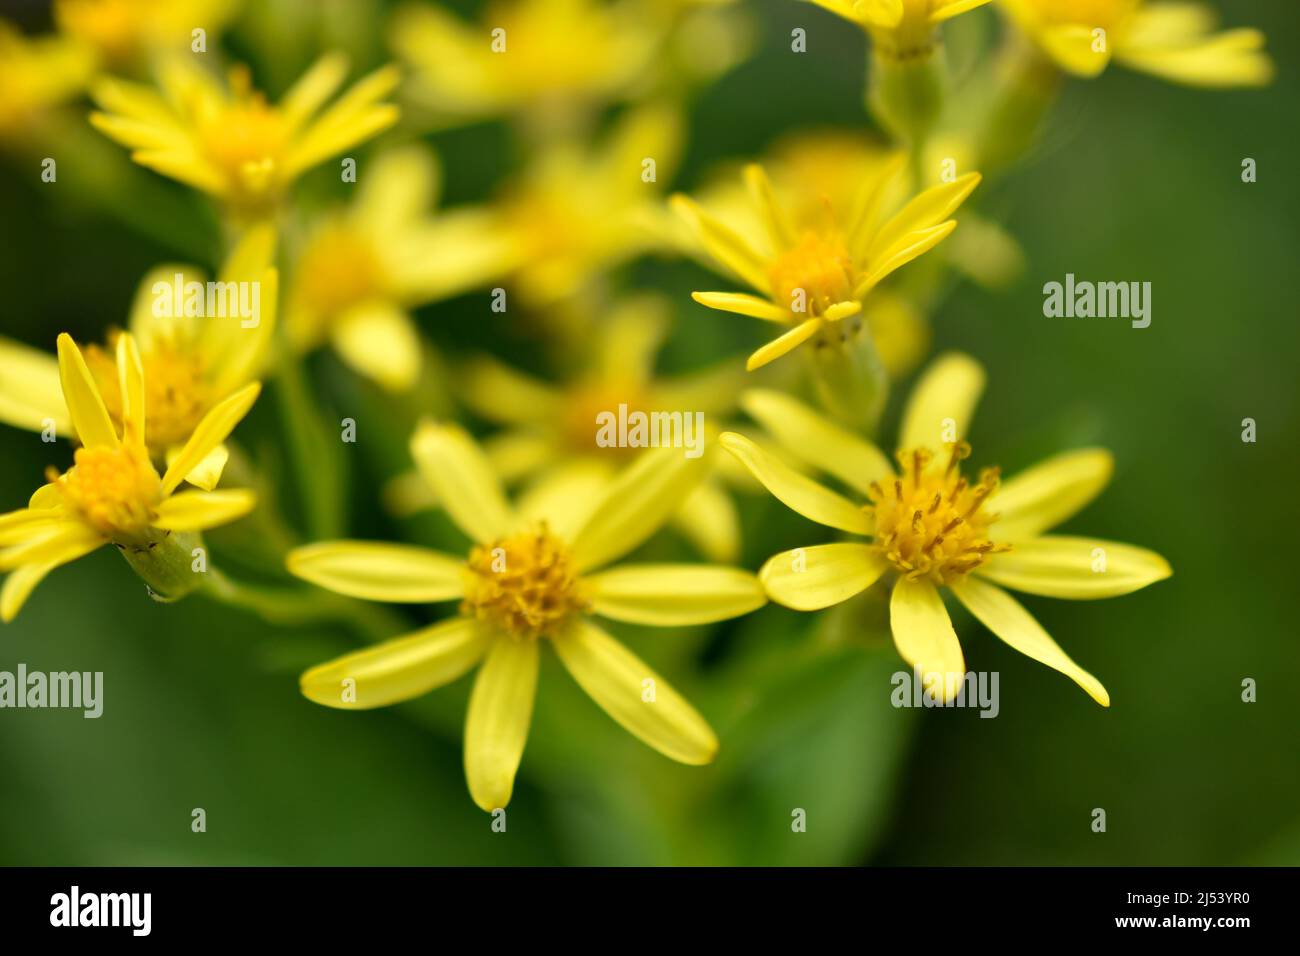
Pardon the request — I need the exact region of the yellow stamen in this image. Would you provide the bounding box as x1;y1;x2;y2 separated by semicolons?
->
53;441;162;540
765;232;856;318
461;524;588;640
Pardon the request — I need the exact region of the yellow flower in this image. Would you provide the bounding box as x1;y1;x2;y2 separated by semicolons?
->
53;0;238;69
445;295;750;561
89;53;399;214
390;0;658;129
0;334;261;621
0;225;277;490
498;103;683;305
673;158;978;371
285;144;516;391
288;423;766;811
721;353;1172;705
1001;0;1273;87
0;22;93;142
807;0;995;57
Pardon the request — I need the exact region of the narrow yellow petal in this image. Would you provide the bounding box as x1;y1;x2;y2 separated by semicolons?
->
976;536;1172;600
301;616;489;710
890;577;965;703
287;540;466;603
951;576;1109;706
855;221;956;297
993;449;1114;539
740;389;893;497
897;352;985;460
56;333;118;449
278;52;350;129
760;543;888;611
866;173;981;264
0;336;70;435
719;431;873;535
691;291;790;323
587;564;765;626
743;163;795;250
2;562;57;622
410;422;514;545
929;0;994;24
515;462;612;543
1040;24;1112;77
671;194;772;293
161;382;261;495
465;636;538;812
0;508;67;546
460;356;562;425
570;445;711;573
553;618;718;765
172;443;229;492
116;332;146;443
1116;28;1274;88
746;317;823;371
152;489;255;532
330;301;421;392
0;521;102;571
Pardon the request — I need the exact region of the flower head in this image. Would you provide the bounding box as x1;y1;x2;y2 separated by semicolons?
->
808;0;995;57
90;53;399;214
673;157;978;371
1001;0;1273;87
53;0;237;69
288;423;766;811
0;23;93;141
0;334;260;621
721;353;1172;704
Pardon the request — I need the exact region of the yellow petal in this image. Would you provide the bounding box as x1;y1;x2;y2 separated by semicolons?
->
743;163;795;250
301;616;489;710
483;430;557;482
465;636;539;812
287;540;466;603
174;443;229;491
930;0;994;24
116;332;146;443
855;221;956;297
56;333;118;449
890;577;965;702
719;431;873;535
586;564;765;626
279;52;350;129
760;543;888;611
356;144;442;231
740;389;893;497
515;462;612;542
897;351;985;460
746;317;823;371
993;448;1113;539
865;173;981;266
151;489;255;532
331;301;421;392
0;508;67;546
460;356;561;425
0;520;102;571
0;336;70;435
410;422;514;545
596;295;668;387
950;576;1109;706
570;445;711;573
1;562;57;622
976;536;1172;600
1040;24;1112;77
1116;27;1273;88
552;618;717;765
670;194;771;293
690;291;790;323
161;382;261;495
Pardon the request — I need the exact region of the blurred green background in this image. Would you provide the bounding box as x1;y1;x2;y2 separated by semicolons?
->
1;0;1297;865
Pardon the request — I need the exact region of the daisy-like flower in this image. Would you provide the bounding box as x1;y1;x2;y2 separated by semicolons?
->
0;334;261;621
389;0;657;130
285;144;515;391
1000;0;1273;87
0;224;277;490
53;0;238;70
447;295;750;561
0;22;93;143
721;352;1172;704
807;0;995;58
288;423;766;811
89;53;399;215
672;159;979;372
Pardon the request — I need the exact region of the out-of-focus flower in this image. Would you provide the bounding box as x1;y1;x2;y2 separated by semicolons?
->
89;53;399;216
0;334;260;620
673;158;978;372
285;144;516;391
53;0;239;70
0;225;277;490
807;0;994;53
289;424;765;811
498;103;683;305
722;353;1172;704
390;0;657;130
0;22;94;142
446;294;750;561
1001;0;1273;87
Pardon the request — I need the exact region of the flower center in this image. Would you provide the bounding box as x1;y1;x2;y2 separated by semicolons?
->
295;223;382;320
86;340;211;452
565;382;647;457
461;525;587;640
197;69;288;196
53;442;161;539
865;442;1010;585
767;232;856;318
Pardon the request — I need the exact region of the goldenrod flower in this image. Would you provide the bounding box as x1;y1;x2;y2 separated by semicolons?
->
1001;0;1273;87
721;353;1172;704
0;22;93;142
390;0;657;129
89;53;399;214
808;0;994;55
498;103;682;305
0;225;277;490
53;0;238;70
449;295;749;561
285;144;515;391
673;159;978;372
289;423;765;811
0;334;260;621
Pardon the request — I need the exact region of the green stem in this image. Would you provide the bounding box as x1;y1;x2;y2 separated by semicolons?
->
274;353;345;540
